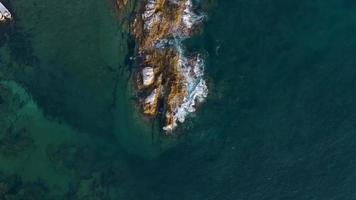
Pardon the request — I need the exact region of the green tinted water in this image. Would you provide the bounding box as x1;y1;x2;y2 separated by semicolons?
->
0;0;356;199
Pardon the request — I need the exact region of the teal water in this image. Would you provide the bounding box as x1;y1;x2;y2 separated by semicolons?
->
1;0;356;199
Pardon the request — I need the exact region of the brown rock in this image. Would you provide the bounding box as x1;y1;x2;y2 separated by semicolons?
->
129;0;204;131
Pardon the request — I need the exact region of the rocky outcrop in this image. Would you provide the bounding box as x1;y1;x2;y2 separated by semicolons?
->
0;3;12;22
142;67;155;86
130;0;208;132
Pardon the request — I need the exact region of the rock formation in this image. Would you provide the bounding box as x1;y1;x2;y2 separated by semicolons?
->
129;0;208;132
0;3;12;22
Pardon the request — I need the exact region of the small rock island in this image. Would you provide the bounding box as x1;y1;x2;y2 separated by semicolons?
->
117;0;208;132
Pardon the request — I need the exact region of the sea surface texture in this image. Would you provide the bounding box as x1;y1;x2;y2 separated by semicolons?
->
0;0;356;199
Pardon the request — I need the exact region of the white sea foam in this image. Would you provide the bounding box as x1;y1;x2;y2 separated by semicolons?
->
163;48;208;131
178;0;205;36
176;54;208;122
142;0;205;36
140;0;207;131
152;39;174;49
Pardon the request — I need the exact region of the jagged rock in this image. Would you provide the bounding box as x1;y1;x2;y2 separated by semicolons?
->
130;0;208;132
142;74;162;115
143;88;159;115
0;3;12;22
142;67;154;86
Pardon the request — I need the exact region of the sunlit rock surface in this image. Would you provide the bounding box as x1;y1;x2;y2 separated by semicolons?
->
142;67;154;86
130;0;208;132
0;2;11;22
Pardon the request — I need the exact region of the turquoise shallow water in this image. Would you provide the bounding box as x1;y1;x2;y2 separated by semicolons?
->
0;0;356;199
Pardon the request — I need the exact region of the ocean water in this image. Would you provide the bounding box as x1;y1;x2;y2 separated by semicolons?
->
0;0;356;199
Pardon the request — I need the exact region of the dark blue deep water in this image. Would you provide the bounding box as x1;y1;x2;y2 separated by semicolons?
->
0;0;356;199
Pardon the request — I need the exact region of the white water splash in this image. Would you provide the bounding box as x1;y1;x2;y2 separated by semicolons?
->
140;0;208;131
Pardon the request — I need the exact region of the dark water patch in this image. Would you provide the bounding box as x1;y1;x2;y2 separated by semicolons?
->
121;0;356;199
0;127;34;157
7;25;38;67
2;0;130;137
0;171;51;199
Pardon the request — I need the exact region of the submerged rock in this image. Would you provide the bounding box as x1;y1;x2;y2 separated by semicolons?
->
130;0;208;132
116;0;128;10
0;172;50;200
0;82;35;157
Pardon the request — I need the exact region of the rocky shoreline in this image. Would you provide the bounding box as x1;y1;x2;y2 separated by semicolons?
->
122;0;208;132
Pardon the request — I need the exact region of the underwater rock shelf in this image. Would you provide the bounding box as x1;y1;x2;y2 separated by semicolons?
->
127;0;208;132
0;2;11;22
